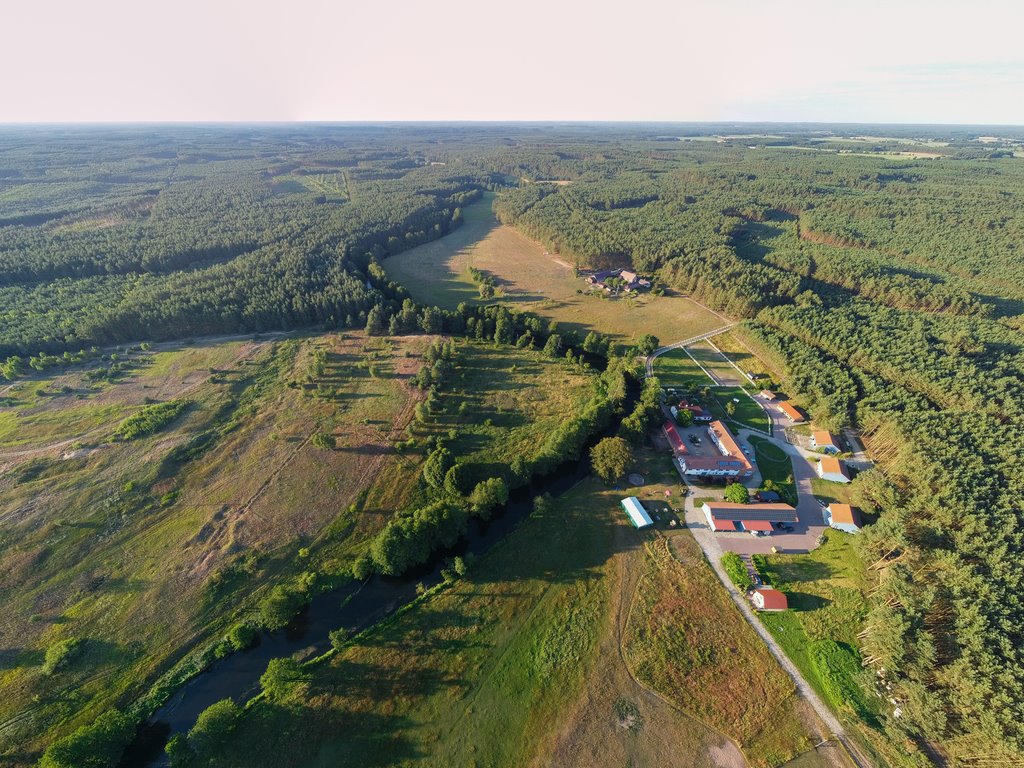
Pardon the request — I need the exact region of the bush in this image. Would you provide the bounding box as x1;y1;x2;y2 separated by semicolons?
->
115;400;188;440
590;436;633;484
258;583;308;631
469;477;508;518
721;551;753;591
187;699;239;757
226;623;258;652
260;656;310;702
42;637;84;675
311;431;335;450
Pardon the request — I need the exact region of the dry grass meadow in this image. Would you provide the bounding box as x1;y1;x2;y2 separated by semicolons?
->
382;193;728;348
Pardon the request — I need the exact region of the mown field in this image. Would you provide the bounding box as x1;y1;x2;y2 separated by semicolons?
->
0;332;433;765
198;465;832;768
382;194;727;349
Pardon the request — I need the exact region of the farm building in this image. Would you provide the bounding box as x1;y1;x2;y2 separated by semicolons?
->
825;503;862;533
621;496;654;529
585;268;651;293
775;401;805;422
676;421;753;479
816;456;851;483
702;501;797;535
663;421;687;455
751;588;788;611
811;431;840;454
678;401;712;423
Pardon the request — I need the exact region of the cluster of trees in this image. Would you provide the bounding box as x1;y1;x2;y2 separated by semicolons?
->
467;265;497;298
114;400;189;440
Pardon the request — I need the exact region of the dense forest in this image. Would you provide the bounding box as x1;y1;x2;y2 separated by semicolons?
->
3;124;1024;765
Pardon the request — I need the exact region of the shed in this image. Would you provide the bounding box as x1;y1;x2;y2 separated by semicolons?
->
776;401;805;422
621;497;654;529
751;588;788;611
811;431;840;454
817;456;851;483
825;503;862;533
759;389;777;401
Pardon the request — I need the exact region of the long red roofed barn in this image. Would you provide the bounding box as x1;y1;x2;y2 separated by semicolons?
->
702;501;797;536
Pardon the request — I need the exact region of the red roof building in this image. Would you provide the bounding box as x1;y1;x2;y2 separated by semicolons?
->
752;588;788;611
663;421;687;455
776;401;805;422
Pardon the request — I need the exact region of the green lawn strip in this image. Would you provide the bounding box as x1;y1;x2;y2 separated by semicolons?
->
654;347;716;390
705;385;769;433
748;435;797;503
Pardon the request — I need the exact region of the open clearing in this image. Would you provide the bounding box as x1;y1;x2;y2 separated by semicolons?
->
210;460;833;768
382;193;726;348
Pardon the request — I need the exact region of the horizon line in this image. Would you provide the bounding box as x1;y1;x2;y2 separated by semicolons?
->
2;119;1024;129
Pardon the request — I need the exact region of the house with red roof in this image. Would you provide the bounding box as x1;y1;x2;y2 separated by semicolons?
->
751;587;788;611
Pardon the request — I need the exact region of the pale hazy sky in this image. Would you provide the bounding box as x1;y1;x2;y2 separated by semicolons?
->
3;0;1023;124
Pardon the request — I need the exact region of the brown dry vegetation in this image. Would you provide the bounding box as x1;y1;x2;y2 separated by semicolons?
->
0;332;427;763
623;530;816;767
382;194;727;348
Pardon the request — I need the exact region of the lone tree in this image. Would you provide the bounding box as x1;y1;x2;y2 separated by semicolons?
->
724;482;749;504
591;437;633;484
635;334;659;356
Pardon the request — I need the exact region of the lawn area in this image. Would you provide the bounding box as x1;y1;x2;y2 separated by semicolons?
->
653;346;714;390
626;531;816;767
749;435;797;504
811;476;859;507
685;339;749;388
706;385;771;433
382;193;727;349
203;480;742;768
711;330;780;383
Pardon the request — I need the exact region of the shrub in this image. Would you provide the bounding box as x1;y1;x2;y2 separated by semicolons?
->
116;400;188;440
311;431;335;450
721;552;753;591
260;656;310;702
187;699;239;757
590;436;633;484
42;637;84;675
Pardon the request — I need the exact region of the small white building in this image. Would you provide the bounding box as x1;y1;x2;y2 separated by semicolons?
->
751;587;788;611
621;496;654;529
816;456;851;483
825;504;862;533
811;430;840;454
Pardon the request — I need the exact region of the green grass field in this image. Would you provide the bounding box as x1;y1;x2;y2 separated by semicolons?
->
199;480;727;768
748;436;797;503
626;532;817;767
653;347;713;390
382;193;727;349
203;464;828;768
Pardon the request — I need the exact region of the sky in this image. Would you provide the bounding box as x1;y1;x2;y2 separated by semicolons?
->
3;0;1023;124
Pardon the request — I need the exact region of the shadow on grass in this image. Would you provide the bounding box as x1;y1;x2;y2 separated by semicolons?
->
786;592;832;611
